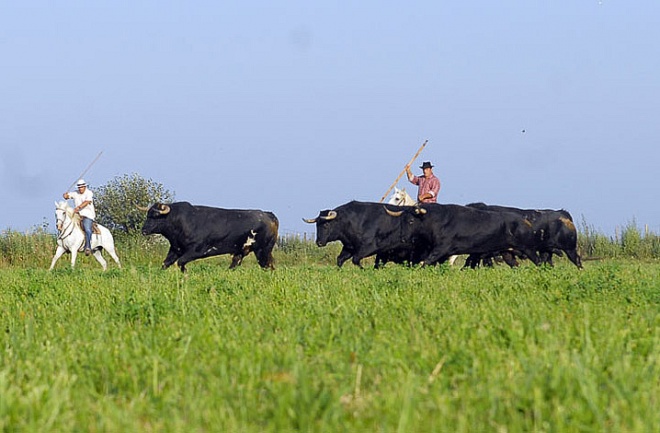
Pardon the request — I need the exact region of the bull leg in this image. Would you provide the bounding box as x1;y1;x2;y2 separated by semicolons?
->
522;249;541;266
420;249;449;267
336;247;353;268
463;254;479;269
350;256;365;269
500;252;518;268
49;246;67;270
539;251;554;266
162;247;180;269
174;252;201;272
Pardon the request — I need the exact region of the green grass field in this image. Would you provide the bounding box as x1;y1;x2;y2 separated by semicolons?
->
1;237;659;431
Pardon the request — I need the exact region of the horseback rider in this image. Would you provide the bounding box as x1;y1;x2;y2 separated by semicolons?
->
63;179;96;256
405;161;441;203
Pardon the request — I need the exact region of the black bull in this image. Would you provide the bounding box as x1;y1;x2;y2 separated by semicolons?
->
464;203;582;268
141;202;279;272
303;201;546;268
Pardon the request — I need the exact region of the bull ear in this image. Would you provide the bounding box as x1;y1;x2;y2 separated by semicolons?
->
302;217;317;224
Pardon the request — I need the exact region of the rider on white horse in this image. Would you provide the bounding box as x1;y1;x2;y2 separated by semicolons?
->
63;179;95;256
50;201;121;270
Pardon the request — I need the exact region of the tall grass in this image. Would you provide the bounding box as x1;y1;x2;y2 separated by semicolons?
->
1;261;659;431
0;219;658;431
2;217;659;270
578;217;660;260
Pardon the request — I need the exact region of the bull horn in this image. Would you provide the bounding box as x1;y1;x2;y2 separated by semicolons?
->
414;207;427;215
136;204;150;212
320;210;337;221
302;217;317;224
384;207;404;217
158;204;171;215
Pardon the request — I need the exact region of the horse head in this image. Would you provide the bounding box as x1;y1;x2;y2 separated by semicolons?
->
54;201;79;232
388;187;416;206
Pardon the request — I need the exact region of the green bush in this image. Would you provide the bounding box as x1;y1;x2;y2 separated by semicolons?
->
94;173;175;235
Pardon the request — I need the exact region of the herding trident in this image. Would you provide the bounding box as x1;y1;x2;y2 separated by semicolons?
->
65;151;104;191
379;139;428;203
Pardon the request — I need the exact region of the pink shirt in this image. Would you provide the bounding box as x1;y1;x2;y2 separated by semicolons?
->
410;174;440;203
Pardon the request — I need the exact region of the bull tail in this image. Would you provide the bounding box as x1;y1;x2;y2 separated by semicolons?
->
267;213;279;241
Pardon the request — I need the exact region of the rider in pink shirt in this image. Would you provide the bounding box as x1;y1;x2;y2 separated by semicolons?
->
406;161;441;203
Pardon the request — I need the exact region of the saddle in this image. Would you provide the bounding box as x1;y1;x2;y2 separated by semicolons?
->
78;219;101;235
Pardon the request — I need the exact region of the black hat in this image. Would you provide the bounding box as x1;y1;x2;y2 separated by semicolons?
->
419;161;434;169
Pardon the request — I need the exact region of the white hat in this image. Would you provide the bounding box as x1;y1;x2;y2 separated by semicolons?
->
76;179;87;187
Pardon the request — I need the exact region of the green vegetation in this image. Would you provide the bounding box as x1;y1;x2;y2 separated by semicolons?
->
1;227;659;431
94;173;175;234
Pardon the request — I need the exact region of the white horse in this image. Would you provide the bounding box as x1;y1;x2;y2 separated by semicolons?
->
387;187;417;206
49;201;121;271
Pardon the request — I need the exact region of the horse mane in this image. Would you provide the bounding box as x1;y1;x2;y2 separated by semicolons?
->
56;201;81;223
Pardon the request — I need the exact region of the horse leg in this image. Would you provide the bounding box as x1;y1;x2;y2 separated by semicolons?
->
70;249;78;269
92;250;108;271
105;246;122;268
49;246;66;270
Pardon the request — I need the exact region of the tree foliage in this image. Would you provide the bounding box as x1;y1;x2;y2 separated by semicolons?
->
94;173;175;234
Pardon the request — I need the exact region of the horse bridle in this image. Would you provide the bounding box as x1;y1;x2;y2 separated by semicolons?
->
391;193;406;206
55;208;75;241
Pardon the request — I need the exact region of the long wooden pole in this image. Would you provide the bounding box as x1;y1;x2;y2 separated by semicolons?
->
379;140;428;203
66;150;104;191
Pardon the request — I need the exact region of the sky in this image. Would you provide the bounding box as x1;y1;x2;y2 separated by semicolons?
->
1;1;658;238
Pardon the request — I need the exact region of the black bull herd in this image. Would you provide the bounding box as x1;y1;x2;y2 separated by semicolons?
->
140;200;582;272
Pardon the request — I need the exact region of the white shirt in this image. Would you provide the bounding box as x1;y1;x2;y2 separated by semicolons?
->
68;188;96;220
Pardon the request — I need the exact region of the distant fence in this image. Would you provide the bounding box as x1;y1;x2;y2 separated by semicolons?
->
277;230;315;248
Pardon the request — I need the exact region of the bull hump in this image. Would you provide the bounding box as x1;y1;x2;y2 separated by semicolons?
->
560;216;576;232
